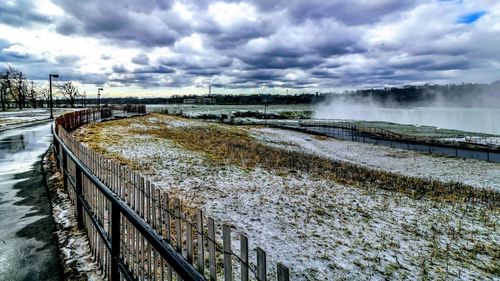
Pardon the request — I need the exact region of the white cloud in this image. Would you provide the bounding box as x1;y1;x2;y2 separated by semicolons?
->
208;1;258;28
0;0;499;96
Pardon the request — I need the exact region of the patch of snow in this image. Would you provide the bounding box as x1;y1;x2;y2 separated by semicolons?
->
45;152;103;281
82;117;500;280
251;128;500;191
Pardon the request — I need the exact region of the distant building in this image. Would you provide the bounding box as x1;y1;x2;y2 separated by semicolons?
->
183;98;216;104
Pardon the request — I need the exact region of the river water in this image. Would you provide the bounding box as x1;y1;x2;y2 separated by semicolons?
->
315;105;500;135
0;122;62;280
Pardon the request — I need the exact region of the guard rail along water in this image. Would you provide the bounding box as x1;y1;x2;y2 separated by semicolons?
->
250;119;500;163
53;106;291;281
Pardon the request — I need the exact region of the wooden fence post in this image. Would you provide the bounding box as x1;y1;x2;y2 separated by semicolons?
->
240;234;249;281
162;193;173;281
256;247;267;281
196;209;205;275
187;222;194;264
174;198;182;253
223;224;233;281
208;217;216;281
277;263;290;281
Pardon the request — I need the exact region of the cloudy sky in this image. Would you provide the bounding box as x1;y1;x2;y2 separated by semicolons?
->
0;0;499;96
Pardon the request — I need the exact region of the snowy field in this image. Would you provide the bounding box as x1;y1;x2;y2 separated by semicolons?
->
74;114;500;280
251;128;500;191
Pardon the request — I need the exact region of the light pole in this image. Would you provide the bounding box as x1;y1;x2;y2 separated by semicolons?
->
49;74;59;119
97;88;103;109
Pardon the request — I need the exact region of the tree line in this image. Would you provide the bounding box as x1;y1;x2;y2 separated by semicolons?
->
105;81;499;106
0;65;84;111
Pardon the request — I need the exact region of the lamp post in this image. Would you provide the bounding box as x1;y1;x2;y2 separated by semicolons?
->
97;87;103;109
49;74;59;119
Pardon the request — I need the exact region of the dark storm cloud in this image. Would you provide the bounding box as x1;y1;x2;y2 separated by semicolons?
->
53;0;185;46
286;0;418;25
112;64;128;74
0;48;46;64
238;54;322;70
158;55;233;71
234;69;284;81
0;0;52;27
185;68;222;76
203;24;274;50
131;54;150;65
133;65;175;74
390;56;472;71
197;15;278;50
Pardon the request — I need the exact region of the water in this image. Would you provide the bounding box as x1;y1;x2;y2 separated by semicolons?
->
146;103;313;116
314;105;500;135
0;122;62;281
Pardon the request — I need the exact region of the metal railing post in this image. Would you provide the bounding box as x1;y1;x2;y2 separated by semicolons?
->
111;204;120;281
76;166;84;229
62;149;68;191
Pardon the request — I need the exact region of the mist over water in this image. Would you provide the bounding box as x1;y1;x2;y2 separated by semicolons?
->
314;99;500;135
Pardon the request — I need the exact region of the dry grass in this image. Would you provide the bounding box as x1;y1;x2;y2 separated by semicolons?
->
73;114;499;279
124;117;500;207
73;118;149;169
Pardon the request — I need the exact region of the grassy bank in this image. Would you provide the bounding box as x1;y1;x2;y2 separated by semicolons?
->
74;114;500;280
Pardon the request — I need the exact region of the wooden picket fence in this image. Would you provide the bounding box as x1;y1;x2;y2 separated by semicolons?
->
54;107;291;281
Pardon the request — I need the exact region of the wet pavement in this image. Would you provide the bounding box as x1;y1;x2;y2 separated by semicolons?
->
0;122;62;281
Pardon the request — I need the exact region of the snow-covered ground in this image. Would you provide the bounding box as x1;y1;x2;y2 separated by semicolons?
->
75;115;500;280
251;128;500;191
442;136;500;147
44;149;103;281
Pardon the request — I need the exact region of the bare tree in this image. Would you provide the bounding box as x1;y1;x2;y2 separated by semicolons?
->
0;71;7;111
27;81;35;109
1;65;27;110
58;81;81;108
38;86;50;108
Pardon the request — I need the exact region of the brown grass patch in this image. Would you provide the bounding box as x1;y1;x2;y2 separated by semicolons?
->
73;118;148;169
313;135;330;141
128;120;500;207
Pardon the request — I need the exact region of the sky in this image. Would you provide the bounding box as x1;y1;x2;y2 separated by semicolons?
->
0;0;499;97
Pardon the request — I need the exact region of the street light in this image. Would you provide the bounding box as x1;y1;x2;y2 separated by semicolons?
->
49;74;59;119
97;87;103;109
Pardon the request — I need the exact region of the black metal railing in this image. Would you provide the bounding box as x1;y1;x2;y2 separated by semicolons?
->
54;117;205;280
54;107;293;281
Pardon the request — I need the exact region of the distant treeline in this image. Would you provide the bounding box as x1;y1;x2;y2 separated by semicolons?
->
99;93;325;105
97;81;500;106
341;82;500;106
